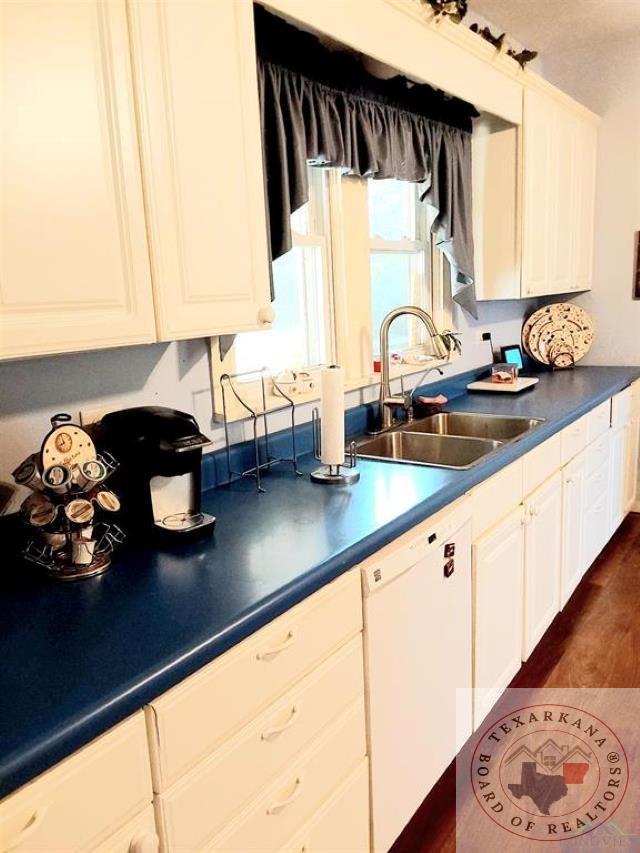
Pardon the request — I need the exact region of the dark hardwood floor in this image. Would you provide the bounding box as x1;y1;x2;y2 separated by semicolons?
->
390;512;640;853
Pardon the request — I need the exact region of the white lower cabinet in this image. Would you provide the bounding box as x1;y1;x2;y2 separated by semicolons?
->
523;473;563;660
561;451;587;608
624;419;639;511
472;507;525;730
0;714;152;853
609;426;626;535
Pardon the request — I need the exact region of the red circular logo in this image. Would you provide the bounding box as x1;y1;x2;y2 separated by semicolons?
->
470;704;629;841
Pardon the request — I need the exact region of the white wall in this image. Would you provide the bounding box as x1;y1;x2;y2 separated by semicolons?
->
532;35;640;366
0;296;530;500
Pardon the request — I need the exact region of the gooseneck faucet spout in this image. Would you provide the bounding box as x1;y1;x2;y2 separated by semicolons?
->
378;306;449;431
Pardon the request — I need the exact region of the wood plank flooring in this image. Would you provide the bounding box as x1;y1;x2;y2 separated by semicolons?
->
390;513;640;853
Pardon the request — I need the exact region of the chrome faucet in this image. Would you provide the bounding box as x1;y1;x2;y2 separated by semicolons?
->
378;306;449;431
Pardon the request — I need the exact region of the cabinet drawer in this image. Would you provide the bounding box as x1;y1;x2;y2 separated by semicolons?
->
280;759;369;853
204;700;366;853
561;415;588;464
587;399;611;443
611;387;633;429
155;637;365;851
523;434;562;496
147;570;362;790
586;430;611;476
91;807;158;853
470;460;523;539
0;714;151;853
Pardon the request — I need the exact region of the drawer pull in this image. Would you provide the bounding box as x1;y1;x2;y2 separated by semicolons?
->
266;776;304;815
256;630;296;661
4;805;48;852
261;705;299;741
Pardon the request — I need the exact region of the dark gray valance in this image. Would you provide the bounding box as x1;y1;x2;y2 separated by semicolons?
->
255;8;479;318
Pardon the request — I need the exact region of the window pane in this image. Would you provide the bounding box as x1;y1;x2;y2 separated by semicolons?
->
370;251;426;356
234;246;327;375
368;179;415;241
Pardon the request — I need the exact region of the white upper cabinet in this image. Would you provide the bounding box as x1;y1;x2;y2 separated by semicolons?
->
0;0;156;360
521;87;553;298
128;0;272;341
521;85;599;299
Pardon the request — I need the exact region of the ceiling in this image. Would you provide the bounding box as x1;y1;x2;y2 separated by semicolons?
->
471;0;640;56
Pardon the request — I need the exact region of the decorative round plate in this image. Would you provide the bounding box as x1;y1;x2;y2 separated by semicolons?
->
522;303;594;366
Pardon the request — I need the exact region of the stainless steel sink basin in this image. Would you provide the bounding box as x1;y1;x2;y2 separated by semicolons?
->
404;411;544;442
357;432;502;469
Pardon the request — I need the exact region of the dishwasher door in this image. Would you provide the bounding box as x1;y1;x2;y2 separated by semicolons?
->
362;504;473;853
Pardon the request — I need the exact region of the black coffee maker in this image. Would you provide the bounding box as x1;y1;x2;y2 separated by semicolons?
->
99;406;216;540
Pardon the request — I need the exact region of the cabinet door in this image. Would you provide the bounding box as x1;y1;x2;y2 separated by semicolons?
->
624;419;639;512
129;0;272;341
547;104;575;294
523;473;562;659
521;88;553;297
609;426;626;535
0;0;156;360
561;453;587;608
573;117;598;292
472;508;524;730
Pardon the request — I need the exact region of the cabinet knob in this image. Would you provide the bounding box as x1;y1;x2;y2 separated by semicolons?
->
257;305;275;326
129;832;159;853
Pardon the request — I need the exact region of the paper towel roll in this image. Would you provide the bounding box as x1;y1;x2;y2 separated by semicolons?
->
320;365;345;466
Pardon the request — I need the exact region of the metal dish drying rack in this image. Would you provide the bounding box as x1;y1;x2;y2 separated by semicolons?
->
220;368;304;492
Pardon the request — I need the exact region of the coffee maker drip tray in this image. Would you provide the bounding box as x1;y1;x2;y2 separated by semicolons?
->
156;511;216;535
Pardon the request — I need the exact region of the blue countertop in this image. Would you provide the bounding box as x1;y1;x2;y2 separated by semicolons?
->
1;365;639;798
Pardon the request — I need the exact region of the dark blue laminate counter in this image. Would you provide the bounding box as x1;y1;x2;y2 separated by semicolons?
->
2;366;639;798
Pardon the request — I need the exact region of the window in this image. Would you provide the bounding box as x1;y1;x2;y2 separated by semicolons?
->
233;170;333;375
368;179;432;357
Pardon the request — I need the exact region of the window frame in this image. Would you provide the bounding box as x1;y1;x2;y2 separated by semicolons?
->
210;169;455;421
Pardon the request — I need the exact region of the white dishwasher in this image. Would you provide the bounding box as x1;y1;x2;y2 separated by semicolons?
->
362;497;473;853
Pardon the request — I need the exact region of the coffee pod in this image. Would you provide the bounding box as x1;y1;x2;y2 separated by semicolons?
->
43;464;72;494
42;531;67;551
71;538;96;566
65;498;95;525
12;455;44;491
28;501;57;528
95;490;120;513
73;459;107;491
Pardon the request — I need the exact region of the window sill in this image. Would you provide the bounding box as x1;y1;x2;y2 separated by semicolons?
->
212;353;458;423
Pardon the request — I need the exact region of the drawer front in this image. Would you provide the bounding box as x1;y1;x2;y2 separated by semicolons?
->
586;430;611;476
587;399;611;443
204;700;366;853
156;637;365;851
561;415;588;465
91;807;158;853
147;570;362;790
611;387;633;429
523;434;562;497
470;460;523;539
0;714;151;853
280;759;369;853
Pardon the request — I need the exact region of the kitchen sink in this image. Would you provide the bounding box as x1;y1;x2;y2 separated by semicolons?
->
405;411;544;442
357;411;544;469
357;432;502;469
